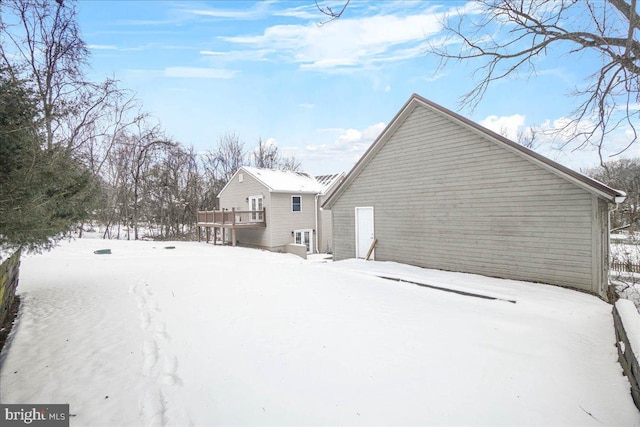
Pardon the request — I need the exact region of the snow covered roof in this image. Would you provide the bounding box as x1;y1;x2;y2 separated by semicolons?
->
315;173;344;195
238;167;326;194
218;167;345;196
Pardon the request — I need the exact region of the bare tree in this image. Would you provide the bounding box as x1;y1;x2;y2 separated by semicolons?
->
96;116;174;240
430;0;639;163
128;126;174;241
100;135;134;239
0;0;90;150
315;0;639;163
199;152;225;210
78;89;146;177
145;145;203;239
279;155;302;172
587;158;640;232
252;137;280;169
315;0;351;26
251;137;302;171
214;132;247;184
517;127;539;150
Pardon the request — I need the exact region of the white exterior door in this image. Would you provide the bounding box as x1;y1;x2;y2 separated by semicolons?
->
355;207;374;259
294;229;313;254
249;195;263;222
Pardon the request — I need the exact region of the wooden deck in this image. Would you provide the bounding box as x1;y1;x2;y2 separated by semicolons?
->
196;208;266;246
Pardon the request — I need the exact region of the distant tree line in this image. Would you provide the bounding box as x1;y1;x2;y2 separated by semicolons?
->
0;0;299;252
586;159;640;234
95;131;299;241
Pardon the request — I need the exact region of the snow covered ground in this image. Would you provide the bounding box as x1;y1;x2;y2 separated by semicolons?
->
0;238;638;426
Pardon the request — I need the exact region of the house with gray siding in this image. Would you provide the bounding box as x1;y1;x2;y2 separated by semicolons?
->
323;94;626;299
213;166;343;254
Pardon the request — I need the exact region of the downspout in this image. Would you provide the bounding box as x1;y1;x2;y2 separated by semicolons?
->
610;195;627;223
605;195;627;300
315;194;320;254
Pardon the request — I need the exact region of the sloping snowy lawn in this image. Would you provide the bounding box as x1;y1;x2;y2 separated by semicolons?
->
0;239;638;426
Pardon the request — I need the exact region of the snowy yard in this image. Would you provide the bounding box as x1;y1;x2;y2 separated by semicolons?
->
0;239;639;426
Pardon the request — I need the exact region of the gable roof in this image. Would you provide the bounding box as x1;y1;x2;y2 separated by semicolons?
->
315;173;345;195
323;93;626;208
219;166;343;196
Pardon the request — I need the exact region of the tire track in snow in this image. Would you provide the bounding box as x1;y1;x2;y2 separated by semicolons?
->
130;278;190;426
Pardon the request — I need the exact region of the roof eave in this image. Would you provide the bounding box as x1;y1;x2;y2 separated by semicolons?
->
409;94;626;203
325;94;625;207
270;190;322;195
323;97;417;209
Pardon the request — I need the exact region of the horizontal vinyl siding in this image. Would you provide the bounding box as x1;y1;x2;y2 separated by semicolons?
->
317;179;341;254
333;104;595;291
319;209;333;253
219;173;271;248
333;207;356;259
269;193;317;251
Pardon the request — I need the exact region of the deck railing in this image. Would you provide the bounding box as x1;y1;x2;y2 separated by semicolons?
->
197;208;266;227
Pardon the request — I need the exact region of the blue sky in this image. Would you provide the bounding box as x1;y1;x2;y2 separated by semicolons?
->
77;0;639;175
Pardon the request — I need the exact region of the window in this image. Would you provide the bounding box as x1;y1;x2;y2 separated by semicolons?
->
292;196;302;212
249;195;263;221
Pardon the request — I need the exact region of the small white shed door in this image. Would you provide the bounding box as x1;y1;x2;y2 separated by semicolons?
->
355;207;374;259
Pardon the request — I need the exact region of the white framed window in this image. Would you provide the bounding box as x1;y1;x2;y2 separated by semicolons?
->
294;229;313;253
292;195;302;212
249;195;263;221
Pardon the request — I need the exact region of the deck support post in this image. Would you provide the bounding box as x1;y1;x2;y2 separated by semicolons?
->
231;208;236;246
196;209;265;247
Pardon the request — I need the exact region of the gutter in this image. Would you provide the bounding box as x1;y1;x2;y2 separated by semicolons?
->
314;194;319;254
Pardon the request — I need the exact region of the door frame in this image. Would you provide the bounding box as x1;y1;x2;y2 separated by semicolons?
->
293;229;314;254
249;195;263;222
355;206;375;260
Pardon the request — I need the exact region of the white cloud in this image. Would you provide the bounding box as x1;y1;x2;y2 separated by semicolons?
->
111;19;181;27
190;9;257;19
477;113;639;171
88;44;119;50
412;72;447;83
200;48;275;63
221;5;448;72
291;122;387;173
337;128;363;144
298;103;315;109
272;4;319;20
200;50;228;56
186;2;274;20
480;114;526;141
616;103;640;111
304;122;386;161
163;67;238;79
316;127;346;133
